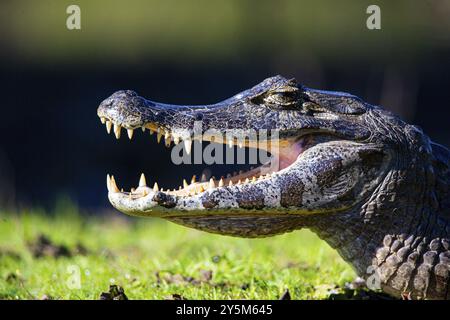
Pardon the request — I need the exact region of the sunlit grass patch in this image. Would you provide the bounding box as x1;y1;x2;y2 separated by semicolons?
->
0;207;355;300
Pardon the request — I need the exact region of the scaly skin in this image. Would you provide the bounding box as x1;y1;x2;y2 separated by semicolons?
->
97;75;450;299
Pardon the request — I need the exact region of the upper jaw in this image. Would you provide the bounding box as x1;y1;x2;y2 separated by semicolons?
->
97;88;371;150
97;89;281;153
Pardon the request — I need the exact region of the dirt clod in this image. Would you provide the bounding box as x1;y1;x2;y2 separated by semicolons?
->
279;289;291;300
99;285;128;300
199;269;213;282
159;270;214;286
165;293;187;300
27;234;71;258
74;243;89;255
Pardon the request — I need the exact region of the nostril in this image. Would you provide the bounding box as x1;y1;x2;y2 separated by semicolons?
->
99;99;113;109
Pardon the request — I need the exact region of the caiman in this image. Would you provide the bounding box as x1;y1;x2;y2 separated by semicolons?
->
97;75;450;299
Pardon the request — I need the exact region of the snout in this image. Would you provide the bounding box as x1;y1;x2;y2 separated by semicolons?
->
97;90;147;129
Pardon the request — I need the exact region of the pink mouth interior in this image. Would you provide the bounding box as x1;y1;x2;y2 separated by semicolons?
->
277;138;308;170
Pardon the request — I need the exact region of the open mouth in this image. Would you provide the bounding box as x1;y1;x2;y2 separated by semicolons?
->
99;116;311;201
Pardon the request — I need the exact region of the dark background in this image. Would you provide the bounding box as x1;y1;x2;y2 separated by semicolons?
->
0;0;449;210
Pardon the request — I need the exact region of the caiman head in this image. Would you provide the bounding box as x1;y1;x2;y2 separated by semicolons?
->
96;75;446;238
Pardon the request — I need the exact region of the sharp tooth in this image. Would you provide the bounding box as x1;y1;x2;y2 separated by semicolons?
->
127;129;134;140
131;188;135;193
184;139;192;155
139;173;147;187
149;129;153;136
218;178;224;187
106;121;112;134
183;179;189;189
106;174;111;192
228;138;233;148
209;178;216;189
157;131;163;143
141;127;146;132
142;189;148;196
245;178;249;184
174;136;180;145
237;179;242;185
191;175;196;184
164;131;170;140
165;135;171;147
153;182;159;192
179;186;182;190
252;177;256;183
238;141;243;148
228;180;233;186
201;173;207;182
110;176;120;193
114;124;121;139
100;117;106;124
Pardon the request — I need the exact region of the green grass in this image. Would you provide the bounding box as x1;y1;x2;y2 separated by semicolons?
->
0;206;356;300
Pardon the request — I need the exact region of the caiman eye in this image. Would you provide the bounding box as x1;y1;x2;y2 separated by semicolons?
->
263;90;300;109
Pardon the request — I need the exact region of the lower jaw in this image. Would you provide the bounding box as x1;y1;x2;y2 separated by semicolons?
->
166;214;308;237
